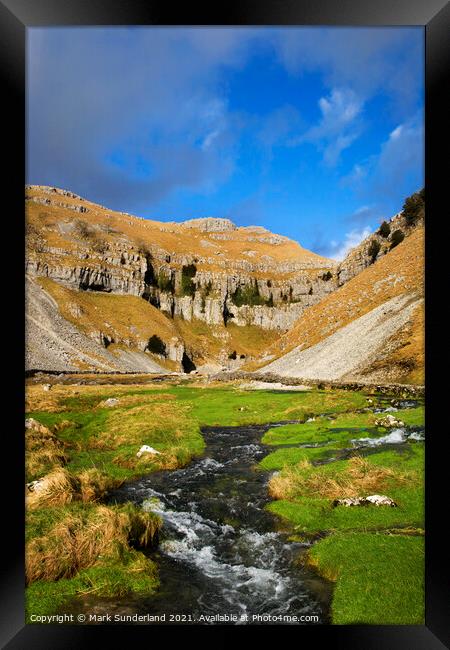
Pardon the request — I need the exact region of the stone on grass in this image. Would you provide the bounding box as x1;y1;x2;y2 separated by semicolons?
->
365;494;397;507
375;414;405;428
136;445;162;458
25;418;51;434
103;398;120;407
26;479;45;492
333;494;397;508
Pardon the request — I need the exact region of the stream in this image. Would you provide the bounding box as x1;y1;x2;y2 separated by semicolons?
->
75;422;332;625
70;398;422;625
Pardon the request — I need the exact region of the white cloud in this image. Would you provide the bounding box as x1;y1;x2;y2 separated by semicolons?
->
294;88;363;166
389;125;403;140
272;27;423;118
330;226;372;261
201;129;220;150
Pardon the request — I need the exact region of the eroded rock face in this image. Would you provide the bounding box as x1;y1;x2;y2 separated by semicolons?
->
182;217;236;232
337;209;424;286
26;185;339;331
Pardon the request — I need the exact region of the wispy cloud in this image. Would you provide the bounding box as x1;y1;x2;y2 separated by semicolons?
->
329;227;373;261
343;112;424;202
273;27;423;117
346;204;380;225
292;88;363;166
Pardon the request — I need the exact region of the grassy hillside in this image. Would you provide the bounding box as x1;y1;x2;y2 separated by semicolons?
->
250;226;424;383
26;185;332;274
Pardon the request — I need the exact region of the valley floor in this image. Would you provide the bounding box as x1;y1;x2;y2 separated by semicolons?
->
25;376;424;625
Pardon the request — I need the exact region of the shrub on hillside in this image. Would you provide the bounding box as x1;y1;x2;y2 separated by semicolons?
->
73;218;94;240
368;239;381;263
402;188;425;226
73;219;107;254
390;229;405;249
378;221;391;238
232;280;267;307
157;271;174;293
180;264;197;297
146;335;167;356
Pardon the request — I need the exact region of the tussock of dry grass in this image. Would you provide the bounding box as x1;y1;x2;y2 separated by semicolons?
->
269;456;415;501
26;420;67;479
26;503;161;584
27;467;81;509
77;468;114;502
95;401;192;449
27;467;114;509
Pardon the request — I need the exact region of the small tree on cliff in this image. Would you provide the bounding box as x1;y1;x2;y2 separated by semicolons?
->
146;335;166;356
368;239;381;263
181;264;197;297
378;221;391;238
402;188;425;226
390;229;405;249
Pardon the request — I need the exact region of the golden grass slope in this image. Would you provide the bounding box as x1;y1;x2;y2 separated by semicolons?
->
252;226;424;383
26;185;332;273
38;277;179;351
38;277;278;366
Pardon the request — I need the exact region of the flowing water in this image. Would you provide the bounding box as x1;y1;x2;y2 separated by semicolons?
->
69;397;422;625
74;422;332;625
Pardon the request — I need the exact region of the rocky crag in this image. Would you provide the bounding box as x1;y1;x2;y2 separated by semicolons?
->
256;215;424;384
26;185;336;372
336;189;424;285
25;184;424;382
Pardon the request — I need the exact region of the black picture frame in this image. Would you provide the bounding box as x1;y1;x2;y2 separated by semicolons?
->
1;1;449;647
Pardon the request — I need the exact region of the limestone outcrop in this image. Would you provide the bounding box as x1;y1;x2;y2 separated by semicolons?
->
25;184;338;332
337;198;424;286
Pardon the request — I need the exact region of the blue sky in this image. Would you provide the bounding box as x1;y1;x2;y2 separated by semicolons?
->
27;27;424;259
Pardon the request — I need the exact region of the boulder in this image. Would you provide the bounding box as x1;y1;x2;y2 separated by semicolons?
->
375;414;405;428
333;494;397;508
26;479;45;492
365;494;397;507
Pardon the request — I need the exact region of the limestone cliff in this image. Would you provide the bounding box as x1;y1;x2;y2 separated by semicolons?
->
26;185;338;335
25;185;336;372
337;190;424;285
257;225;424;384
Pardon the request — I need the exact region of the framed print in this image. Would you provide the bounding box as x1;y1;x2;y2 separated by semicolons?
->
1;0;449;647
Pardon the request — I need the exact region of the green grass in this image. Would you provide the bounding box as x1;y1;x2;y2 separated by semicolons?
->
262;406;424;448
26;547;159;622
262;411;380;446
171;385;368;426
27;394;204;484
306;532;424;624
262;397;425;625
25;382;424;625
260;446;335;469
267;447;424;535
394;406;424;427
